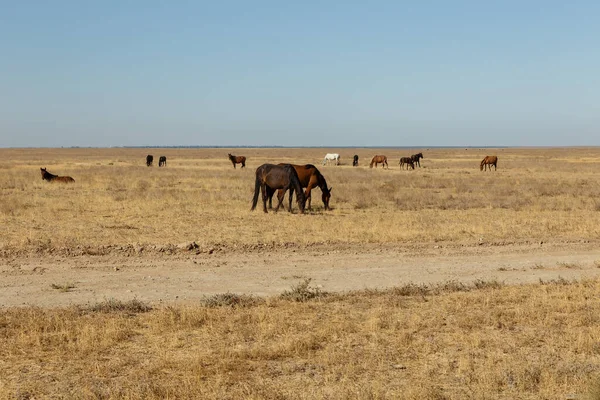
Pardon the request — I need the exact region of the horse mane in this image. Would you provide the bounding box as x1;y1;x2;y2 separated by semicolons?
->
285;165;305;204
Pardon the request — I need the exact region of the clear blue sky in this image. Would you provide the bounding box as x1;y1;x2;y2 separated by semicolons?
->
1;1;598;147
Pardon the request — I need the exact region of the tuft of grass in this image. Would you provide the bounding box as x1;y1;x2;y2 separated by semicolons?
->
280;278;328;302
50;282;75;292
557;261;581;269
539;276;574;285
202;293;265;308
83;298;152;314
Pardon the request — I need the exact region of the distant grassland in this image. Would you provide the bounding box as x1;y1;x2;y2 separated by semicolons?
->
1;147;599;251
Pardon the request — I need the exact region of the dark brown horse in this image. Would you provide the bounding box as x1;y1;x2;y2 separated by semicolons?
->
251;164;306;213
352;155;359;167
40;168;75;183
146;155;153;166
480;156;498;171
411;152;424;167
228;153;246;168
399;157;415;170
369;155;388;168
158;156;167;167
268;164;332;211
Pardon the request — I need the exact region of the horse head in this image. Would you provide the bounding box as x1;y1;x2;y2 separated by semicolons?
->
322;186;332;210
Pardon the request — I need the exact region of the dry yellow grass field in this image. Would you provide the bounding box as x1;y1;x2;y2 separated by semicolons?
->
1;147;600;399
1;147;599;252
3;279;600;399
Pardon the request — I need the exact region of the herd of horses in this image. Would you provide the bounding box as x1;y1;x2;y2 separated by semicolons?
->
39;152;498;215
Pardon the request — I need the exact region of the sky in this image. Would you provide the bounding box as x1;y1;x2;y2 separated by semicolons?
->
1;1;599;147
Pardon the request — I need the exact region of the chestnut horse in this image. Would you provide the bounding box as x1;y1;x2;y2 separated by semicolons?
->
399;157;415;170
370;155;388;168
228;153;246;168
480;156;498;171
411;152;424;167
40;168;75;183
251;164;306;213
268;164;332;211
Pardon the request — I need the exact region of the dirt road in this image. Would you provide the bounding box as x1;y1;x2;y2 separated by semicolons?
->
1;240;599;308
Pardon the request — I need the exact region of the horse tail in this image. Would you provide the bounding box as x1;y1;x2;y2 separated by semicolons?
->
251;169;261;211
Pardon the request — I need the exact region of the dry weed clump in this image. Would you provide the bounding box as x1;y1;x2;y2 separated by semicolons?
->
0;147;599;252
2;279;600;398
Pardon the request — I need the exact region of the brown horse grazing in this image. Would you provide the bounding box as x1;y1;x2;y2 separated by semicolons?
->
352;155;359;166
369;155;388;168
146;155;153;166
251;164;306;213
40;168;75;183
480;156;498;171
268;164;332;211
399;157;415;170
158;156;167;167
228;153;246;168
411;152;424;167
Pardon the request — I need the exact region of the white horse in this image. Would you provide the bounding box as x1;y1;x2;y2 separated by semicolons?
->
322;153;340;166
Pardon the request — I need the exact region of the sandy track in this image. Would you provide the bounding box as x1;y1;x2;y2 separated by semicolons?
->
1;241;599;308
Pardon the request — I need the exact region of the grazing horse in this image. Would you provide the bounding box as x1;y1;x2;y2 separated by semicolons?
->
146;155;153;167
411;152;424;167
251;164;306;214
353;155;359;167
369;155;388;169
158;156;167;167
40;168;75;183
399;157;415;170
228;153;246;169
268;164;332;211
322;153;340;166
480;156;498;171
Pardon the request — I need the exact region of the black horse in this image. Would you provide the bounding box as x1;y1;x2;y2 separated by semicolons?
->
251;164;306;213
353;155;359;167
399;157;415;170
159;156;167;167
146;155;153;167
411;152;424;167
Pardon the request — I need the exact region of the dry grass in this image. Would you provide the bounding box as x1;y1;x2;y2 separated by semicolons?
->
2;279;600;399
1;147;600;253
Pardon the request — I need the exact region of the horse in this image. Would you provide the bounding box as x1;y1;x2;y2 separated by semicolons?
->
352;155;359;167
480;156;498;171
268;164;332;211
146;155;153;167
399;157;415;170
322;153;340;166
251;164;306;214
40;168;75;183
158;156;167;167
228;153;246;169
411;152;424;167
369;155;388;168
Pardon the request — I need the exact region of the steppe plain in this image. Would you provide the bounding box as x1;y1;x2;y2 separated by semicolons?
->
1;147;600;399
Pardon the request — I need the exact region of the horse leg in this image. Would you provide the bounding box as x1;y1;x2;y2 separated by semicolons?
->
241;161;245;168
261;184;268;213
275;188;285;212
305;185;313;210
287;187;293;212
